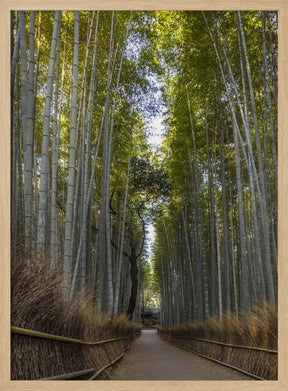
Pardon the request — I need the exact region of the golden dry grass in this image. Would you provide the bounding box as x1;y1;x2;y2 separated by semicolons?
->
11;258;141;380
158;306;278;380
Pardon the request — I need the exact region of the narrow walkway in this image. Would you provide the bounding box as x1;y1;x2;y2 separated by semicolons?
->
113;330;251;380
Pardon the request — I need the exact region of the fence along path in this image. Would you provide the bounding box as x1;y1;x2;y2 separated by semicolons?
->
12;326;275;380
11;325;134;380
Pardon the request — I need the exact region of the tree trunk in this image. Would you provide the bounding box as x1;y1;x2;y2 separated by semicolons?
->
204;116;217;317
97;11;115;313
219;120;231;313
63;11;79;293
37;11;61;256
50;23;61;267
126;245;139;320
113;121;133;316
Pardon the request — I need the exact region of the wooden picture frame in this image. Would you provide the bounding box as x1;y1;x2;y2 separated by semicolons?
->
1;1;287;390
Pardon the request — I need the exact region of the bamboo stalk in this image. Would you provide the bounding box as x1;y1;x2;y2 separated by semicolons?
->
41;368;95;380
168;335;277;354
172;343;264;380
88;348;128;380
11;326;131;345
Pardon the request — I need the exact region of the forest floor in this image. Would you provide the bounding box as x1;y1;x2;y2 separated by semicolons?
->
112;330;252;380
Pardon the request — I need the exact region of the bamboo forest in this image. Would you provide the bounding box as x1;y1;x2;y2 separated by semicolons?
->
11;11;278;381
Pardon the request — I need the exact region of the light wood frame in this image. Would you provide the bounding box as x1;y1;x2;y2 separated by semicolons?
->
1;1;287;390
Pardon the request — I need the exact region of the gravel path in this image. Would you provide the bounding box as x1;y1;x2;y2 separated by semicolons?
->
113;330;251;380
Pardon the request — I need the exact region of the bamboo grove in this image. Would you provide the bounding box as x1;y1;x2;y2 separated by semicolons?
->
11;10;168;320
152;11;278;326
11;11;277;326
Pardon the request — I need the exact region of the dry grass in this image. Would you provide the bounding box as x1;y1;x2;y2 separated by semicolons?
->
11;258;141;380
158;306;277;380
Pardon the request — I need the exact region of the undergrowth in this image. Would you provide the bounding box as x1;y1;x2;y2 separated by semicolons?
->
11;258;141;380
158;307;278;380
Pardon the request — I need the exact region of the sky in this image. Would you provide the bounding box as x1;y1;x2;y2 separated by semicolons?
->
147;114;164;152
146;223;156;260
145;112;165;260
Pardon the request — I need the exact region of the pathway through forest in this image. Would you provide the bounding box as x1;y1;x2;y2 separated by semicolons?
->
113;330;251;380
